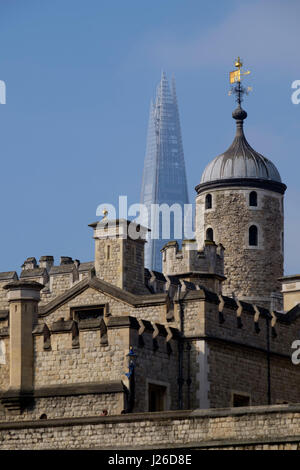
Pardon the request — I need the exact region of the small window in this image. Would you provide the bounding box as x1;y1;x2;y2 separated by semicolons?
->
232;393;250;407
106;245;111;260
249;225;258;246
205;194;212;209
206;228;214;242
249;191;257;207
148;384;166;412
72;305;104;322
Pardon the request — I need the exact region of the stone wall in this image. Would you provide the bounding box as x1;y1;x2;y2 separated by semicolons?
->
132;327;179;412
207;341;300;408
1;404;300;450
123;238;148;295
162;240;224;278
281;275;300;311
196;187;284;309
38;285;168;326
92;219;149;295
0;336;9;392
0;389;124;422
0;306;179;416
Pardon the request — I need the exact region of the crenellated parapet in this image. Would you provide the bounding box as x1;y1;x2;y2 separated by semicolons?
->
0;257;95;307
161;239;225;294
0;272;18;309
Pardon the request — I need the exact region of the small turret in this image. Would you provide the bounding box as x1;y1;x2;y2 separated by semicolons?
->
89;218;150;295
161;239;225;294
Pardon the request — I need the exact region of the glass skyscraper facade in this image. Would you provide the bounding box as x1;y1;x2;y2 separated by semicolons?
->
140;72;189;272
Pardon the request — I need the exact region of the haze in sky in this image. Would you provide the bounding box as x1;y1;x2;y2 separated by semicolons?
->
0;0;299;274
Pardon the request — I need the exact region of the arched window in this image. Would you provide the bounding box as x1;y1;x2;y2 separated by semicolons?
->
206;228;214;242
205;194;212;209
249;225;258;246
249;191;257;207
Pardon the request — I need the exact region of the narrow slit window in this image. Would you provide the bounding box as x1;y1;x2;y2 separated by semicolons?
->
205;194;212;209
249;225;258;246
206;228;214;242
249;191;257;207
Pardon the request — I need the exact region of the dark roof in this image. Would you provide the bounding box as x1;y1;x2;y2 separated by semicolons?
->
144;268;151;279
49;265;76;275
78;262;94;272
166;275;181;286
181;280;196;290
275;303;300;324
20;268;47;279
150;270;167;282
0;272;18;281
197;106;286;194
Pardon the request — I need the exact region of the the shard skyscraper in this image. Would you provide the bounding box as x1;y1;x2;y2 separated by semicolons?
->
140;72;189;272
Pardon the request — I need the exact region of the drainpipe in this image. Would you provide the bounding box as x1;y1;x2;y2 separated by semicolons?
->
186;342;191;409
177;285;184;410
266;316;271;405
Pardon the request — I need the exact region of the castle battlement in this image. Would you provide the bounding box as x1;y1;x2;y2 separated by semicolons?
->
161;239;225;294
0;257;95;310
0;214;300;423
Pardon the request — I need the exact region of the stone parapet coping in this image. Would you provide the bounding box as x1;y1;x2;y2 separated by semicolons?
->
1;402;300;429
0;381;125;401
33;381;125;398
1;403;300;449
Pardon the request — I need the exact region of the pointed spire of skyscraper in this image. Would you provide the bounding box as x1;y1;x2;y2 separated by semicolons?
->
140;72;189;272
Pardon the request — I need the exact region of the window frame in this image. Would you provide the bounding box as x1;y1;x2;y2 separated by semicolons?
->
205;193;212;210
248;225;258;247
206;227;214;242
231;391;251;408
249;191;258;207
146;379;170;412
70;304;106;322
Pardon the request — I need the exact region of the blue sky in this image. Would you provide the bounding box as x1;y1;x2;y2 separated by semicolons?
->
0;0;299;274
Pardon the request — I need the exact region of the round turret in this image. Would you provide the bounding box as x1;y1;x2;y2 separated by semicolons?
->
195;104;286;309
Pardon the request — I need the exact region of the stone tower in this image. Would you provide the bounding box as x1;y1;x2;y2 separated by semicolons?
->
89;218;149;295
195;64;286;309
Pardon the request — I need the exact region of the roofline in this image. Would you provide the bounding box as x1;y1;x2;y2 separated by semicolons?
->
195;178;287;195
279;275;300;282
38;277;168;316
88;219;151;231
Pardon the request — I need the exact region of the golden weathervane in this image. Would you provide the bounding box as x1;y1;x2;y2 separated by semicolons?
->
229;57;251;84
228;57;252;104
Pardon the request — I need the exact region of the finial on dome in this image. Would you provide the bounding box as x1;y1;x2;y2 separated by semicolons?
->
228;57;252;121
232;106;248;121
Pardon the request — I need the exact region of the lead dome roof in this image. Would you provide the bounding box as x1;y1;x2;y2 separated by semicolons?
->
200;106;282;184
